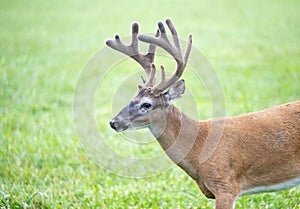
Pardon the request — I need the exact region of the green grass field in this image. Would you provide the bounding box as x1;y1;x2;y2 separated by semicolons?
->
1;0;300;208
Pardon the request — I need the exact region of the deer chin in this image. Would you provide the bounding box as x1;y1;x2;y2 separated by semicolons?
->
128;124;150;131
115;127;128;132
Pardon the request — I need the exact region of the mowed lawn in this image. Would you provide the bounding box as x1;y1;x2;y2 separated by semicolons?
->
1;0;300;208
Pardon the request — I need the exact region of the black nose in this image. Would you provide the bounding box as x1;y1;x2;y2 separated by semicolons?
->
109;121;119;130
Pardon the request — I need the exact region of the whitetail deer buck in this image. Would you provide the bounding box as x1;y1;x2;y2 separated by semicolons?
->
106;19;300;209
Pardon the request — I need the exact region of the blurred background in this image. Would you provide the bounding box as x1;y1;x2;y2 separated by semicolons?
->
1;0;299;208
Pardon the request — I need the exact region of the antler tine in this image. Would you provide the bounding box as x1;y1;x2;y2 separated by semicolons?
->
165;19;182;57
184;34;193;65
145;29;160;66
138;18;192;94
106;23;159;82
144;64;157;87
140;29;160;88
139;22;181;62
131;23;139;51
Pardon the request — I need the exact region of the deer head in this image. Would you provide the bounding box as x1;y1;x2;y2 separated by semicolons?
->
106;19;192;132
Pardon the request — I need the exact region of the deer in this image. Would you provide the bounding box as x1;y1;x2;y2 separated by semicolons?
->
106;18;300;209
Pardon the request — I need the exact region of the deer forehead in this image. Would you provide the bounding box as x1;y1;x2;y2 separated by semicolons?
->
133;88;155;102
134;95;156;105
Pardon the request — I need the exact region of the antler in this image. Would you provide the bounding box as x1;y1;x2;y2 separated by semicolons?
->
106;23;159;87
138;19;192;95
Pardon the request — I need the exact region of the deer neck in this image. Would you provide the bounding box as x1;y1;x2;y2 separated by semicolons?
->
149;104;204;164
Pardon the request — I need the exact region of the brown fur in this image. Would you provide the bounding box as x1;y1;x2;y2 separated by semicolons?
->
149;101;300;208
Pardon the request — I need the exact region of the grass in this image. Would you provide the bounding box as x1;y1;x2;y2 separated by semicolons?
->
1;0;300;208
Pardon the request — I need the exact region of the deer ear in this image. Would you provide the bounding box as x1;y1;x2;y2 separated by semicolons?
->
166;79;185;101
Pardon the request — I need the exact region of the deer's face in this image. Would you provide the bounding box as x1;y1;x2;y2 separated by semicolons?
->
110;80;185;132
109;88;167;132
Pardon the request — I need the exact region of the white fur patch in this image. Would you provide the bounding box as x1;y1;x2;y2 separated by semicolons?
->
139;97;153;106
240;176;300;196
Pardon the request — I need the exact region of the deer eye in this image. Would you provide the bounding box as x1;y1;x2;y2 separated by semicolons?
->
141;103;152;109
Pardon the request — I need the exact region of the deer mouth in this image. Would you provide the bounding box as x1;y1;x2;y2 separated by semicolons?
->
109;120;128;132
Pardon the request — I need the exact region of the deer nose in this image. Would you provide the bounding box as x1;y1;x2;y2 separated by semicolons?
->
109;120;119;130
